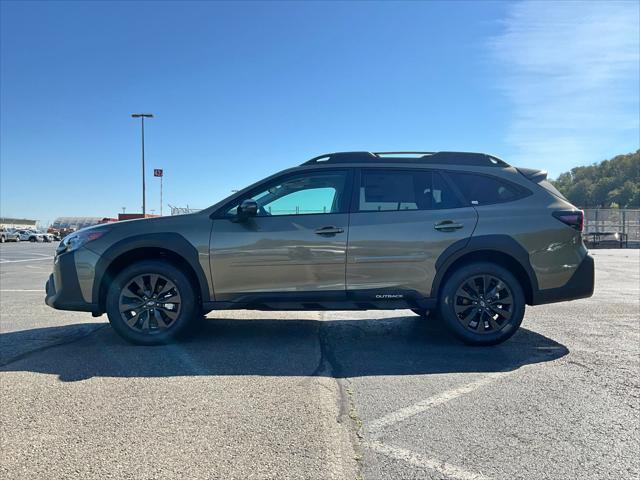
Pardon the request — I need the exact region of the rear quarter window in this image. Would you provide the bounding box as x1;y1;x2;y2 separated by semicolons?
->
445;172;531;206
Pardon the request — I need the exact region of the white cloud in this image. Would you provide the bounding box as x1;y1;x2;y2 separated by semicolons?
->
488;1;639;175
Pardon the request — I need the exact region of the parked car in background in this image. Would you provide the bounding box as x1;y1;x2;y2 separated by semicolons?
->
47;228;62;241
15;230;30;241
55;228;76;240
16;230;44;242
0;228;21;243
41;232;56;243
46;150;594;347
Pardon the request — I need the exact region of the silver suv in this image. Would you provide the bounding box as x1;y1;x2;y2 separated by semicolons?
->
46;151;594;345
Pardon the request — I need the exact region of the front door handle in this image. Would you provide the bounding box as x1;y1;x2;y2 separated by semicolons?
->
434;220;464;232
315;226;344;235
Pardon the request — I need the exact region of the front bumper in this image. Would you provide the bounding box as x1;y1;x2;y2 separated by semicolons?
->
45;251;97;312
532;254;595;305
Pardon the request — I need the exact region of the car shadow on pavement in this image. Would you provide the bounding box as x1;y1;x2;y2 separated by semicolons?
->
0;314;569;382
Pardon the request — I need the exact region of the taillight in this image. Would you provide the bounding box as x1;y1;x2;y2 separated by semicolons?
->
552;210;584;231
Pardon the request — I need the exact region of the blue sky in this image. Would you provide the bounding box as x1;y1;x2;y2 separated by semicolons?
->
1;1;638;223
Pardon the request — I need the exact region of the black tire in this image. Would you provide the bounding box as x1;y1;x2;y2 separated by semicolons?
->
15;236;20;243
411;308;440;321
29;236;36;242
439;262;525;346
106;260;199;345
0;236;5;243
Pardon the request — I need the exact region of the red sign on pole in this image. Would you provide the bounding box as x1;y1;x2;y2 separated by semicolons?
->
154;169;163;177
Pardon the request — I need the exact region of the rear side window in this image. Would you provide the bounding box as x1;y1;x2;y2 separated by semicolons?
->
358;170;463;212
445;172;530;205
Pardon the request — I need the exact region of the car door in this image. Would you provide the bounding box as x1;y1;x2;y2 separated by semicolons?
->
346;168;478;299
210;169;353;300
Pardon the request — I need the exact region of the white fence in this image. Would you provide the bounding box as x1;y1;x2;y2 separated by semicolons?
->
169;206;201;216
583;209;640;245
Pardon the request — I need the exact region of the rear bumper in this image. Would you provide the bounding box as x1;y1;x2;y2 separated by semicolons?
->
532;254;595;305
45;252;98;313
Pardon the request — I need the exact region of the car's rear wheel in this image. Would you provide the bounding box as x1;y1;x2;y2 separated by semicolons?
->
0;236;5;243
439;262;525;346
106;260;198;345
29;236;36;242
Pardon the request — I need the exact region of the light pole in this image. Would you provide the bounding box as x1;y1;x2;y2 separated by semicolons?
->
131;113;154;215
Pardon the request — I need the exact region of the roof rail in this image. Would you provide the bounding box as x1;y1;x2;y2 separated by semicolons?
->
375;151;436;156
303;152;377;164
302;151;509;167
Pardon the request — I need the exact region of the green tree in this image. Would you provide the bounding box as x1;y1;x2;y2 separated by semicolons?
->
608;181;640;207
551;150;639;208
568;179;593;207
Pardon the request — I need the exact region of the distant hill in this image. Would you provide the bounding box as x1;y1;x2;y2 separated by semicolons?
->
551;150;640;208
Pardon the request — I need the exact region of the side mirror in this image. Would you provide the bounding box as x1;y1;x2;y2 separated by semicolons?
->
237;199;258;220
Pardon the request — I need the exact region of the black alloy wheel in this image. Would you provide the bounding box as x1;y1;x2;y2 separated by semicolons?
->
453;274;514;334
439;262;525;346
106;260;198;345
118;273;182;334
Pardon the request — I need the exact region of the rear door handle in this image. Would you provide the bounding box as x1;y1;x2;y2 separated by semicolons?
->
314;226;344;235
434;220;464;232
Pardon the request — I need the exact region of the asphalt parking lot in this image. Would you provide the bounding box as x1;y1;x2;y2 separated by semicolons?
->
1;243;638;480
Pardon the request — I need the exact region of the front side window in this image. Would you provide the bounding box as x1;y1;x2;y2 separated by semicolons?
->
358;170;463;212
445;172;530;205
228;171;349;217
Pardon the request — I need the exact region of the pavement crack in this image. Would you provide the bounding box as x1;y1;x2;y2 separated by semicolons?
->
314;317;366;480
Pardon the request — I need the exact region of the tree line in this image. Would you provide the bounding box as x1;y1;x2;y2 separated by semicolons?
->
551;150;639;208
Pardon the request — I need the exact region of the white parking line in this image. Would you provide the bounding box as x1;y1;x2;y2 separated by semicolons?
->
367;372;512;434
0;257;53;263
0;289;43;292
367;441;492;480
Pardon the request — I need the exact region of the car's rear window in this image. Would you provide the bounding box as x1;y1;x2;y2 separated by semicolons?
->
445;172;530;205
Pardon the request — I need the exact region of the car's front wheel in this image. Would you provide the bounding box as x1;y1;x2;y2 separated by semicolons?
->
439;262;525;346
106;260;199;345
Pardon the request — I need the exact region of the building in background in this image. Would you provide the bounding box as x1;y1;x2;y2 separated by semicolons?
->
117;213;160;221
49;217;117;239
0;217;37;229
50;217;117;232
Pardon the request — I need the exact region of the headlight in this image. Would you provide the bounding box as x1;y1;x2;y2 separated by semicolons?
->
57;229;107;255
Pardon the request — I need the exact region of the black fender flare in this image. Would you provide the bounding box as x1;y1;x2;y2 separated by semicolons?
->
430;234;539;300
91;233;210;305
